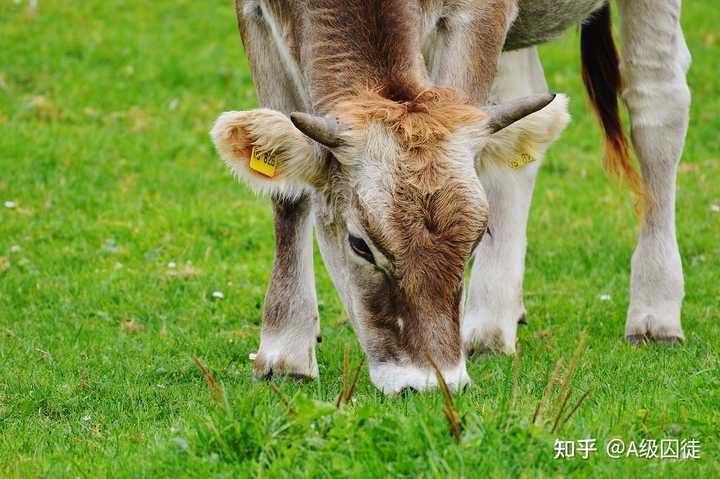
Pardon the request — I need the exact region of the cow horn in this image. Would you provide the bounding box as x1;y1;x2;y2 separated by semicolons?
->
485;93;557;133
290;112;345;148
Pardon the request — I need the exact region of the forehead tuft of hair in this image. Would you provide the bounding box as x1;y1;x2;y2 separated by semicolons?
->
336;87;485;150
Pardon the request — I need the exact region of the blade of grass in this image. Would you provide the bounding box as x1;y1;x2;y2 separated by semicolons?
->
510;344;521;412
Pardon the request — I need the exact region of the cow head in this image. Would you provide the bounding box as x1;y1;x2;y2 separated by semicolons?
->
211;89;569;394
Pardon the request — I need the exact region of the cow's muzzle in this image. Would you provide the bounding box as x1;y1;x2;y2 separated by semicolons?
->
368;360;470;395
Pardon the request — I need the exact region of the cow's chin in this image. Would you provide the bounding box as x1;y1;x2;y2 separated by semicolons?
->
368;360;471;395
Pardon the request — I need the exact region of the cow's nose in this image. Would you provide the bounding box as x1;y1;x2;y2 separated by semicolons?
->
368;361;470;395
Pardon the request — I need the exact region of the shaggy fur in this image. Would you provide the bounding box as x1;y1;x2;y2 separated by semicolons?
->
211;109;321;199
335;88;485;153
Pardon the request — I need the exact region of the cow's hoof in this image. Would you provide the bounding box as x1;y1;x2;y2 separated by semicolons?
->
625;333;684;345
251;344;318;382
463;326;517;356
625;309;684;345
463;307;520;356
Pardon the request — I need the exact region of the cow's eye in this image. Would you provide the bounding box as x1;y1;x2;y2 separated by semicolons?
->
348;234;375;264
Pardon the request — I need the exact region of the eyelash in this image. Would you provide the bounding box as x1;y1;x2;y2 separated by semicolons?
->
348;234;375;264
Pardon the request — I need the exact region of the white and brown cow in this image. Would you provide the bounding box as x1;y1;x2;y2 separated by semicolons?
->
211;0;690;394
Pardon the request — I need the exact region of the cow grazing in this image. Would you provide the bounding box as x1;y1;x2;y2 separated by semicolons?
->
212;0;690;394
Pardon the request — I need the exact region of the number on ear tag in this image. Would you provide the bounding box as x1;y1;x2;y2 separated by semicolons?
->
249;146;277;177
508;142;537;169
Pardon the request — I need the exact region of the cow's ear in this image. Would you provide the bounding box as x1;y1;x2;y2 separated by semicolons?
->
476;94;570;171
211;109;326;198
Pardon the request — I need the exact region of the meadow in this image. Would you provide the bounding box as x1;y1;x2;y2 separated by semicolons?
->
0;1;718;477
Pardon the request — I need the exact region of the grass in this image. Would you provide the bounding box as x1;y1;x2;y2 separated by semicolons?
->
0;1;718;477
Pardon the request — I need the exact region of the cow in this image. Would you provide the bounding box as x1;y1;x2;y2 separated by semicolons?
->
211;0;690;394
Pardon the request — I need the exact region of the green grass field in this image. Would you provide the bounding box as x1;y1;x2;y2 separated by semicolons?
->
1;1;718;477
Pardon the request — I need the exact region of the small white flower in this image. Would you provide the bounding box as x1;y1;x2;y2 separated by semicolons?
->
82;415;92;421
9;245;21;253
4;201;16;209
599;294;611;301
157;384;166;389
248;352;257;361
173;437;189;451
167;261;177;269
710;204;720;212
212;291;224;300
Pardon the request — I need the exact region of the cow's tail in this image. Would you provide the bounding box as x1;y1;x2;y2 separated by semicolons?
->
581;3;647;214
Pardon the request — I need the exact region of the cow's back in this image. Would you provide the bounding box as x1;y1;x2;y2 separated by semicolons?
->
505;0;605;50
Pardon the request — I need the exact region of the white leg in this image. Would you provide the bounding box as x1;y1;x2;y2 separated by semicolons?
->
617;0;689;342
463;48;548;354
238;11;321;379
253;196;320;379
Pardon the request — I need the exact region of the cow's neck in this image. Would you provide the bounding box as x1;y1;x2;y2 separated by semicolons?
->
302;0;431;114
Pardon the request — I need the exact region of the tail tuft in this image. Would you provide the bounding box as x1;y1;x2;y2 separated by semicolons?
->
581;4;647;214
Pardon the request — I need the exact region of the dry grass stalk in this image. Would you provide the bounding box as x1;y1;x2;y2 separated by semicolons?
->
269;382;295;414
192;354;225;405
548;332;588;422
75;370;90;390
35;348;52;362
426;353;463;444
557;388;593;432
343;343;350;388
336;344;350;408
551;388;574;433
336;344;364;408
343;357;364;404
532;356;564;425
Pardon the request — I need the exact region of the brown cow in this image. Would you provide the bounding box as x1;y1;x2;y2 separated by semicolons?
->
212;0;689;394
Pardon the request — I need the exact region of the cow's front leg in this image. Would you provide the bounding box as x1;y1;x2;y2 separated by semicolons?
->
464;164;538;354
617;0;690;343
463;48;549;354
253;195;320;380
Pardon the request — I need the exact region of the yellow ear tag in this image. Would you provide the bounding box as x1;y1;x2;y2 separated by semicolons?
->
508;142;537;170
249;146;278;178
